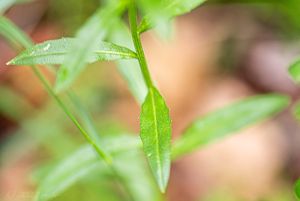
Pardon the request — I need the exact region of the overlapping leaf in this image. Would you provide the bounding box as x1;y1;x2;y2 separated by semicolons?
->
55;3;127;92
7;38;137;65
172;94;289;159
35;135;162;201
140;86;171;192
137;0;207;33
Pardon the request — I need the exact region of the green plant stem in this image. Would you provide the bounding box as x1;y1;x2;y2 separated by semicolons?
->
31;66;111;163
129;3;153;89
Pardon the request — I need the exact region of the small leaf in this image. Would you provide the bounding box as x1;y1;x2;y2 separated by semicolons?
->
140;86;171;192
35;135;141;201
55;2;127;93
289;59;300;84
172;94;289;159
7;38;137;65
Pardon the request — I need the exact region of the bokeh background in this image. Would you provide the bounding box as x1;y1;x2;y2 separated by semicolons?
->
1;0;300;200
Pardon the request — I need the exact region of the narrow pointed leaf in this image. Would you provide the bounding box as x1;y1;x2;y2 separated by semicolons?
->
7;38;137;65
289;59;300;84
35;135;141;201
55;3;127;92
172;94;289;159
0;16;112;164
140;86;171;192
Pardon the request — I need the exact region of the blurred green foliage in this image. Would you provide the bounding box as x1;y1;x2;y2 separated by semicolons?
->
1;0;299;201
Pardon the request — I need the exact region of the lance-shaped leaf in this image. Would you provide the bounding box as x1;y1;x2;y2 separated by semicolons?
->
140;86;171;193
295;179;300;199
55;3;127;93
35;135;142;201
172;94;289;159
289;59;300;84
7;38;137;65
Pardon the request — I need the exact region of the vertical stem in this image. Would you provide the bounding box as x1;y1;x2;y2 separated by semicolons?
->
31;66;112;163
129;3;153;89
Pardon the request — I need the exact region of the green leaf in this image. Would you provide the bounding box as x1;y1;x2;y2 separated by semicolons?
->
137;0;207;33
289;59;300;84
165;0;207;16
55;3;127;93
140;86;171;192
295;179;300;199
35;135;141;201
294;101;300;121
35;145;98;201
172;94;290;159
7;38;137;65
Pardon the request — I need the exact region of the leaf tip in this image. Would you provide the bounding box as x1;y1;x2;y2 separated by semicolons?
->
6;58;15;65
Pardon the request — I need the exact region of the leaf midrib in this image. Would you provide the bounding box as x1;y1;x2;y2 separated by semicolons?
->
149;88;164;187
94;50;137;58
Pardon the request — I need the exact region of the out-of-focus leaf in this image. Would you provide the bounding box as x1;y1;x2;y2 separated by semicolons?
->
140;86;171;193
0;16;111;163
294;101;300;121
55;3;127;93
35;145;102;201
295;179;300;199
172;94;289;159
137;0;207;33
165;0;207;16
7;38;137;65
0;16;32;49
113;149;163;201
0;86;33;120
110;21;147;104
289;59;300;84
0;0;31;14
35;135;141;201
